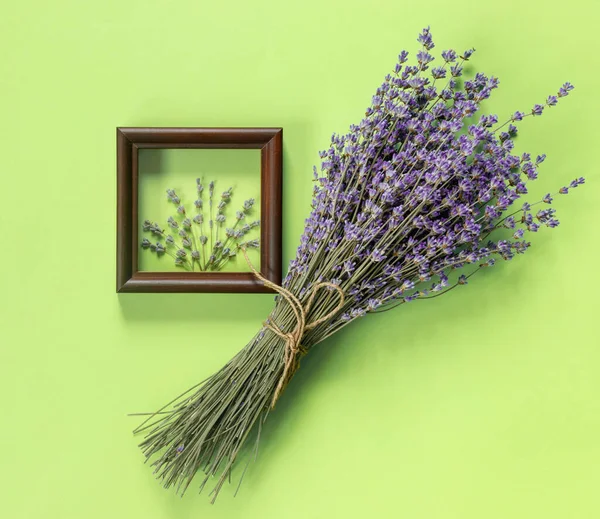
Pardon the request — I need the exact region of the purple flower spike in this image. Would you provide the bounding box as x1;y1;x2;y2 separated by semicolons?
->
417;26;435;50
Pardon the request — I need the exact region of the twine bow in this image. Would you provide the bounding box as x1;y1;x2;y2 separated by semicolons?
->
241;249;345;408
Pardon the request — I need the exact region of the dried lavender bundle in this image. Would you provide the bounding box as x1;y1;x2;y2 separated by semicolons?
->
134;27;584;501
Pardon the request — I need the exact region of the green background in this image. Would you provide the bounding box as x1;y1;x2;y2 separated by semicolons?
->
138;148;261;272
2;1;599;518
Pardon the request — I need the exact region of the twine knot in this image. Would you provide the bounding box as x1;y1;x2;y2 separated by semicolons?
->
241;248;345;408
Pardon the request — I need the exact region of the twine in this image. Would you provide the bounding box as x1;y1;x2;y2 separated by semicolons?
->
241;248;345;408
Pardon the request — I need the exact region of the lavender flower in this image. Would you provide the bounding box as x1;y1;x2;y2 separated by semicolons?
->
279;26;583;329
167;216;178;229
532;104;544;116
166;189;180;205
142;180;260;271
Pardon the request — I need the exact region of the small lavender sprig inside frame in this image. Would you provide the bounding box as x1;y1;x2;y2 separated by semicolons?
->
141;178;260;272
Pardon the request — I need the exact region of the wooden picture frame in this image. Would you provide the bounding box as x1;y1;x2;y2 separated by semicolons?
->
116;127;282;293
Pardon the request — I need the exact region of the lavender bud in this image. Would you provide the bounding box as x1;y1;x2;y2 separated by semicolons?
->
151;223;163;236
191;250;200;260
531;104;544;116
243;198;255;211
166;189;180;204
236;211;244;220
167;216;178;229
199;236;208;245
182;218;192;230
141;238;151;249
193;214;203;225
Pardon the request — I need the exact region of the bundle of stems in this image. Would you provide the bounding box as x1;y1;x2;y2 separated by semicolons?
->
133;27;583;502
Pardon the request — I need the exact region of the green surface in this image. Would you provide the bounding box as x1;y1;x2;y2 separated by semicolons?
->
138;148;261;272
1;1;599;518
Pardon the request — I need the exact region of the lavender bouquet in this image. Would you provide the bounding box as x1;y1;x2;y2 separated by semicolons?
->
134;27;583;501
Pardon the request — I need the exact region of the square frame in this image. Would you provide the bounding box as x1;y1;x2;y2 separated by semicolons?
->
117;127;282;293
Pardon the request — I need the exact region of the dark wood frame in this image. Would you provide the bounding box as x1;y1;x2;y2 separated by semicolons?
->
117;127;282;293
